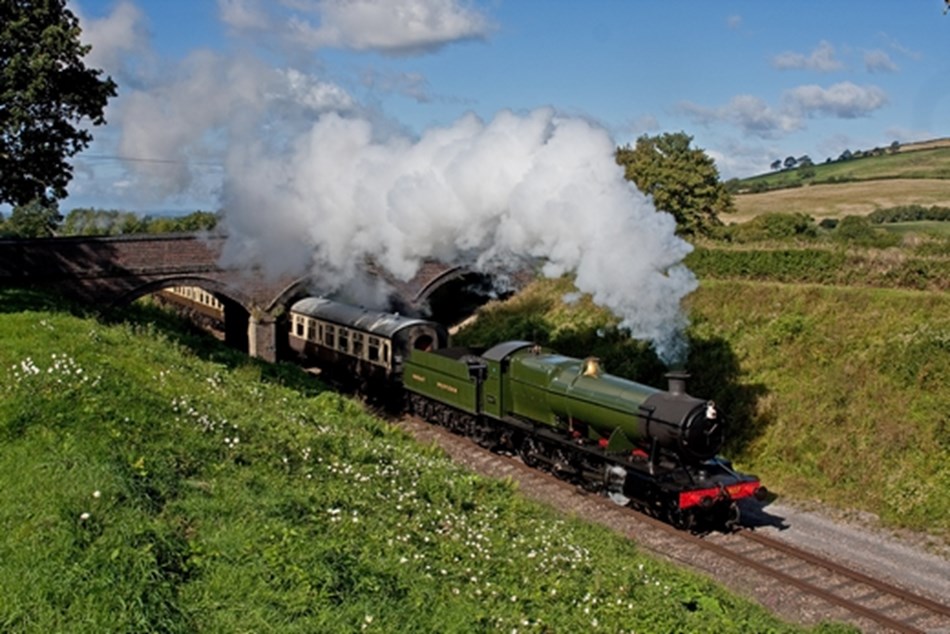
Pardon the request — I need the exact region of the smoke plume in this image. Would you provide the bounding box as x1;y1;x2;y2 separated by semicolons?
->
220;108;697;363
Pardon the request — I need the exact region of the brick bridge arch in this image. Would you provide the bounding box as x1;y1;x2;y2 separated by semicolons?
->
0;233;530;361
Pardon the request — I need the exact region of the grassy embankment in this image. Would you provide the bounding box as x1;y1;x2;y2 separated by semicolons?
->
454;273;949;542
0;288;852;633
702;141;949;538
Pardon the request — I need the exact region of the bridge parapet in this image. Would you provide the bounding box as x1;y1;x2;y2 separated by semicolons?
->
0;232;224;280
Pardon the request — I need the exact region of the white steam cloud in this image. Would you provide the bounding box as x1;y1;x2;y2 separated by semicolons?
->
220;108;697;362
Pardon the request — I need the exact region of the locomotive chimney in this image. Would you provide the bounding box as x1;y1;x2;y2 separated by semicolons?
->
666;371;690;396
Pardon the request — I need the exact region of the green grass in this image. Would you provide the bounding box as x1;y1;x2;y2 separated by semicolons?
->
0;288;848;633
686;282;950;535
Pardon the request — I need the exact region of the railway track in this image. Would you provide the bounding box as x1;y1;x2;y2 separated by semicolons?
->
395;415;950;633
695;524;950;633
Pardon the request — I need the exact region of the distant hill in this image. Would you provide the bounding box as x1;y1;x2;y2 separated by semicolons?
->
731;138;950;222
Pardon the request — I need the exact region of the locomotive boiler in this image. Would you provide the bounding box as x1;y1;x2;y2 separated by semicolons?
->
503;347;724;464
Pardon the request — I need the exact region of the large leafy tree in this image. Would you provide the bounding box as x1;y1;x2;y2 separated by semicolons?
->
1;0;117;207
616;132;733;236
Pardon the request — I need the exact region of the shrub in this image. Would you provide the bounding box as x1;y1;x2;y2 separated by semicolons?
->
685;248;846;283
866;205;950;224
834;216;901;247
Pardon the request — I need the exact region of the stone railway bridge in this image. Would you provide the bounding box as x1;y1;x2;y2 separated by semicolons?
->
0;233;509;362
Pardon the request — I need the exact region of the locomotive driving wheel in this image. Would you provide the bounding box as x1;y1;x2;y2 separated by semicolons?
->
667;504;696;532
519;438;542;468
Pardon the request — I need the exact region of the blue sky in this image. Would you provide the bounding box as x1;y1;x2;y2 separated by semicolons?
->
62;0;950;215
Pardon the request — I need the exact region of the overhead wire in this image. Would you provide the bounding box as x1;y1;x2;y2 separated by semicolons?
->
79;154;224;168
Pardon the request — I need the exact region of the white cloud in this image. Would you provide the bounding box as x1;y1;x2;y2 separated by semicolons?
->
783;82;888;118
72;0;147;74
772;40;844;72
726;14;742;30
216;0;495;55
864;49;898;73
879;33;921;61
680;81;888;139
218;0;272;32
705;140;779;182
678;95;801;139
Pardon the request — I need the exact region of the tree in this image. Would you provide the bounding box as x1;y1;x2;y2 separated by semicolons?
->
6;198;62;237
770;159;782;171
783;156;798;169
1;0;117;207
615;132;733;236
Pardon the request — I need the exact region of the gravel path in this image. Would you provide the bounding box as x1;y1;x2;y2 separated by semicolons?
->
741;500;950;612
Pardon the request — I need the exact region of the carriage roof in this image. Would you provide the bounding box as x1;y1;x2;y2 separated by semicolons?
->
290;297;440;339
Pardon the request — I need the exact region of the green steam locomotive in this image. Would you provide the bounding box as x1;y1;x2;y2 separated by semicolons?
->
403;341;765;530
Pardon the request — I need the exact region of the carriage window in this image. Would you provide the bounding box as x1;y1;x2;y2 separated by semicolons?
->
352;332;364;357
383;342;390;364
338;328;349;353
295;317;304;337
368;337;380;362
324;325;335;347
307;319;316;341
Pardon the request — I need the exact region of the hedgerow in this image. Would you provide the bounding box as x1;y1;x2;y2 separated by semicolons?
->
685;247;949;291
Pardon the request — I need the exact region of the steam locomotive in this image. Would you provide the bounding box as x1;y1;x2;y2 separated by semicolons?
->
287;297;765;530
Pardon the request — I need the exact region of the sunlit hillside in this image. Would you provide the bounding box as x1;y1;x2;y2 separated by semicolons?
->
732;138;950;222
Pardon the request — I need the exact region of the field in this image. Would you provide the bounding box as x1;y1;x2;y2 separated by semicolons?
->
0;289;848;633
731;138;950;222
731;179;950;222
